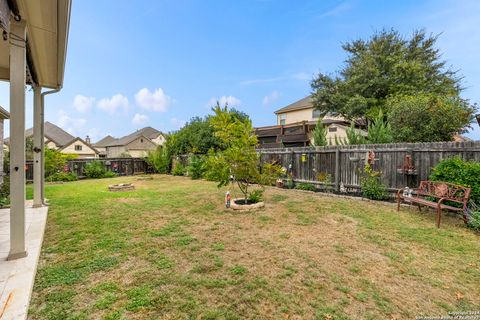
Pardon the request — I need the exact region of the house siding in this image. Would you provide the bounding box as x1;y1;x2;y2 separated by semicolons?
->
106;146;126;158
125;137;156;157
277;108;314;125
61;140;98;158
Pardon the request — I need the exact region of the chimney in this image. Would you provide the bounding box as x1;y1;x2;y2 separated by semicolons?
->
85;135;91;144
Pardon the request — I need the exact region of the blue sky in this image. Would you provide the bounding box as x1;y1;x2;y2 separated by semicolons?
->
1;0;479;142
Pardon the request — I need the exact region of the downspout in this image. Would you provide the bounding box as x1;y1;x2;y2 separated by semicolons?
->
40;87;61;205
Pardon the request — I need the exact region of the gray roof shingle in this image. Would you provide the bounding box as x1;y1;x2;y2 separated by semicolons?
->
5;121;75;147
274;96;313;114
104;127;162;147
94;135;118;147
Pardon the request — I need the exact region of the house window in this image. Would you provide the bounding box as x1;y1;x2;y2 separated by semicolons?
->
279;114;286;125
75;145;82;151
328;127;337;132
140;138;144;143
312;109;322;119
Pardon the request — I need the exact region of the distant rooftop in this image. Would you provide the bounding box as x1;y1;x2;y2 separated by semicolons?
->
5;121;75;147
100;127;163;147
274;96;313;114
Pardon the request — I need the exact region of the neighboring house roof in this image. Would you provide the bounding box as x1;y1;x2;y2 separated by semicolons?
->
5;121;75;147
105;127;162;147
58;137;100;154
274;96;313;114
0;106;9;119
94;135;117;147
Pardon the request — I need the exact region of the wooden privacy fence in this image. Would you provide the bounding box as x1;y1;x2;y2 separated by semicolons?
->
25;157;151;181
258;141;480;193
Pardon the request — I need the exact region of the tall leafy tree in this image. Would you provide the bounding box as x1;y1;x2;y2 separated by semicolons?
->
168;102;250;156
387;94;475;142
311;29;467;122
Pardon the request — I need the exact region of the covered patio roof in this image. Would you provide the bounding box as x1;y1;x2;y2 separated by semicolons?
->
0;0;71;89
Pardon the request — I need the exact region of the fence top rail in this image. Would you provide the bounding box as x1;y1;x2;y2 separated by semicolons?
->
257;141;480;153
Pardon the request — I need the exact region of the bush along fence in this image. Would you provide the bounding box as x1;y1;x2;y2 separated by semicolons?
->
258;141;480;196
25;157;152;181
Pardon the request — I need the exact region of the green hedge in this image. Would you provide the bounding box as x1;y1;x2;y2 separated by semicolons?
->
430;156;480;204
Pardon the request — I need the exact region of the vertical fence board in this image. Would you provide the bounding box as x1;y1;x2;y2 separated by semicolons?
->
258;141;480;193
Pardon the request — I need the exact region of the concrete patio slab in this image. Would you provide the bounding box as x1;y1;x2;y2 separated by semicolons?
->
0;202;48;320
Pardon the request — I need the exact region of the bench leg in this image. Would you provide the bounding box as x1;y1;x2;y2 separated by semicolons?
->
436;207;442;228
397;196;401;211
417;204;422;212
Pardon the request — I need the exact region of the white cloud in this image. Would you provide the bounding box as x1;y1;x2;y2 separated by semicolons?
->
73;94;95;113
135;88;172;112
97;94;129;114
240;72;312;86
263;90;280;106
292;72;311;81
318;2;352;19
132;113;149;126
170;117;186;129
207;95;242;107
57;110;86;136
240;77;286;86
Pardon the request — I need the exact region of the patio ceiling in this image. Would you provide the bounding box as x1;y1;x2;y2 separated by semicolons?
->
0;0;71;89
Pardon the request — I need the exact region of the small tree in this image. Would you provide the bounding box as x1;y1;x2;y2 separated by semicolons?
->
312;118;328;146
344;123;366;145
367;111;393;144
205;105;281;203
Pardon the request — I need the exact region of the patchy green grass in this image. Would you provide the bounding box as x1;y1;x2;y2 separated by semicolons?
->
29;175;480;319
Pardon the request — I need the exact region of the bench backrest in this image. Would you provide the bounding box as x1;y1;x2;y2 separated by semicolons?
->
417;181;471;206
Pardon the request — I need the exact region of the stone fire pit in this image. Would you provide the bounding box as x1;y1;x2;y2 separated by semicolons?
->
230;198;265;211
108;183;135;192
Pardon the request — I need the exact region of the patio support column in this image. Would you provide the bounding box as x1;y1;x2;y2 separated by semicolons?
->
8;18;27;260
33;86;43;207
40;98;45;204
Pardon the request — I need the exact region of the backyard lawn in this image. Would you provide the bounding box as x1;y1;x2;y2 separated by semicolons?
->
28;175;480;320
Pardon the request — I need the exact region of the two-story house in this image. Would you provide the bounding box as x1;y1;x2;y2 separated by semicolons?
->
95;127;166;158
255;96;366;148
5;121;99;158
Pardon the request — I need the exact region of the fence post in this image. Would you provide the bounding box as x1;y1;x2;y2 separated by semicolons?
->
335;148;340;192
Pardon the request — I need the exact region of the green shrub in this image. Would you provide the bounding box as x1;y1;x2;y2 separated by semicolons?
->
286;176;295;189
46;172;78;182
187;155;205;179
295;183;316;192
102;171;117;178
247;189;264;203
84;161;107;179
360;164;389;200
467;211;480;232
430;156;480;204
44;148;77;177
0;176;10;207
146;146;171;174
172;162;186;176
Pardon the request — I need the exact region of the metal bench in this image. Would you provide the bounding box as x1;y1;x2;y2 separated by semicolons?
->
397;181;471;228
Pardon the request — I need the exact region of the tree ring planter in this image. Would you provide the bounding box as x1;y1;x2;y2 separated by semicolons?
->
108;183;135;192
230;198;265;211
